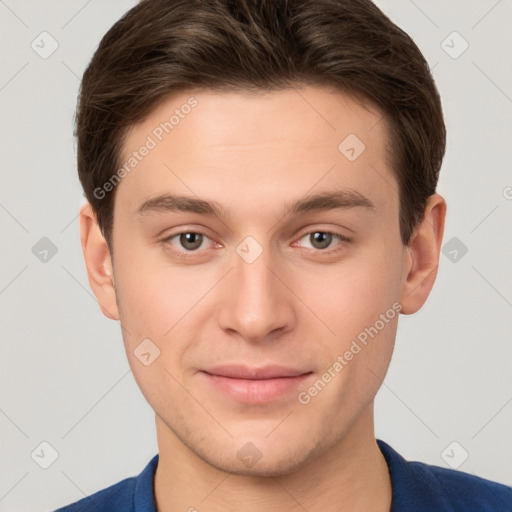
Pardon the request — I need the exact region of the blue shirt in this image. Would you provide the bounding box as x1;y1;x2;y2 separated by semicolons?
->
54;439;512;511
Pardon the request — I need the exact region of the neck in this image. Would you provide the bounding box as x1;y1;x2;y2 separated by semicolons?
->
153;404;392;512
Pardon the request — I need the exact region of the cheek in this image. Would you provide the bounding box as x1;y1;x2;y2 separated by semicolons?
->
112;248;221;373
113;241;192;330
291;236;403;405
112;259;195;405
294;243;403;341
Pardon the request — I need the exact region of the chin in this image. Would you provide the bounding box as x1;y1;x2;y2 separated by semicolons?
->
205;447;314;478
188;429;324;479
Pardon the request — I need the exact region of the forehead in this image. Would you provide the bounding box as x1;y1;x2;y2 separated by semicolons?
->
117;85;396;218
124;85;387;154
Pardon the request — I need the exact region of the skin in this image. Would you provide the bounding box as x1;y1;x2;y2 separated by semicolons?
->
80;85;446;511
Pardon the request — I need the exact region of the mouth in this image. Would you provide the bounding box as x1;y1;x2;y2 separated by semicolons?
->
200;365;314;404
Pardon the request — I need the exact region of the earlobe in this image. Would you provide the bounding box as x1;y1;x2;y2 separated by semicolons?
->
399;194;446;315
79;203;119;320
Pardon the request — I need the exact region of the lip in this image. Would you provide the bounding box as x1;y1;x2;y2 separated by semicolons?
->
202;364;309;379
200;365;313;403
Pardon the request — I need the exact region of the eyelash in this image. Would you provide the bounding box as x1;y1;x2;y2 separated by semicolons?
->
160;229;351;260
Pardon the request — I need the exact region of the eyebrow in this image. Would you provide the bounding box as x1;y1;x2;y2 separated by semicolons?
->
136;189;375;221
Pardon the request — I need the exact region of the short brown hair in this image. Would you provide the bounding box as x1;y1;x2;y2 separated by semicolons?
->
76;0;445;248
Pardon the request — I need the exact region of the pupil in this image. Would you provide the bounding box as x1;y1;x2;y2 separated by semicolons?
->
311;232;331;249
180;233;202;250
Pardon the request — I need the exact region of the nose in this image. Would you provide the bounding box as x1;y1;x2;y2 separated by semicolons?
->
216;242;296;344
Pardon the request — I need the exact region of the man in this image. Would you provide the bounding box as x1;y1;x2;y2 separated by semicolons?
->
55;0;512;510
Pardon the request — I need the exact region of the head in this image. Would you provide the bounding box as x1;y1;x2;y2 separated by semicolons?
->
79;0;446;476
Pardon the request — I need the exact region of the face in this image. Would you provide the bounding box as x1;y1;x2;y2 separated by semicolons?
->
105;85;410;475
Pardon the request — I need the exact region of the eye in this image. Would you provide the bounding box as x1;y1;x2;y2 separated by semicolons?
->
296;231;351;252
165;231;212;252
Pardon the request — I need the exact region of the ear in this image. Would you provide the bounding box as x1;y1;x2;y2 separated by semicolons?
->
79;203;119;320
399;193;446;315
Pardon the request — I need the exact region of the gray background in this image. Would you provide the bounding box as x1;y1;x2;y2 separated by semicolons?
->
0;1;511;510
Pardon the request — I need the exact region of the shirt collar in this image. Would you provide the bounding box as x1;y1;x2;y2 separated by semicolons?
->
134;453;159;511
135;440;451;512
377;439;452;511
